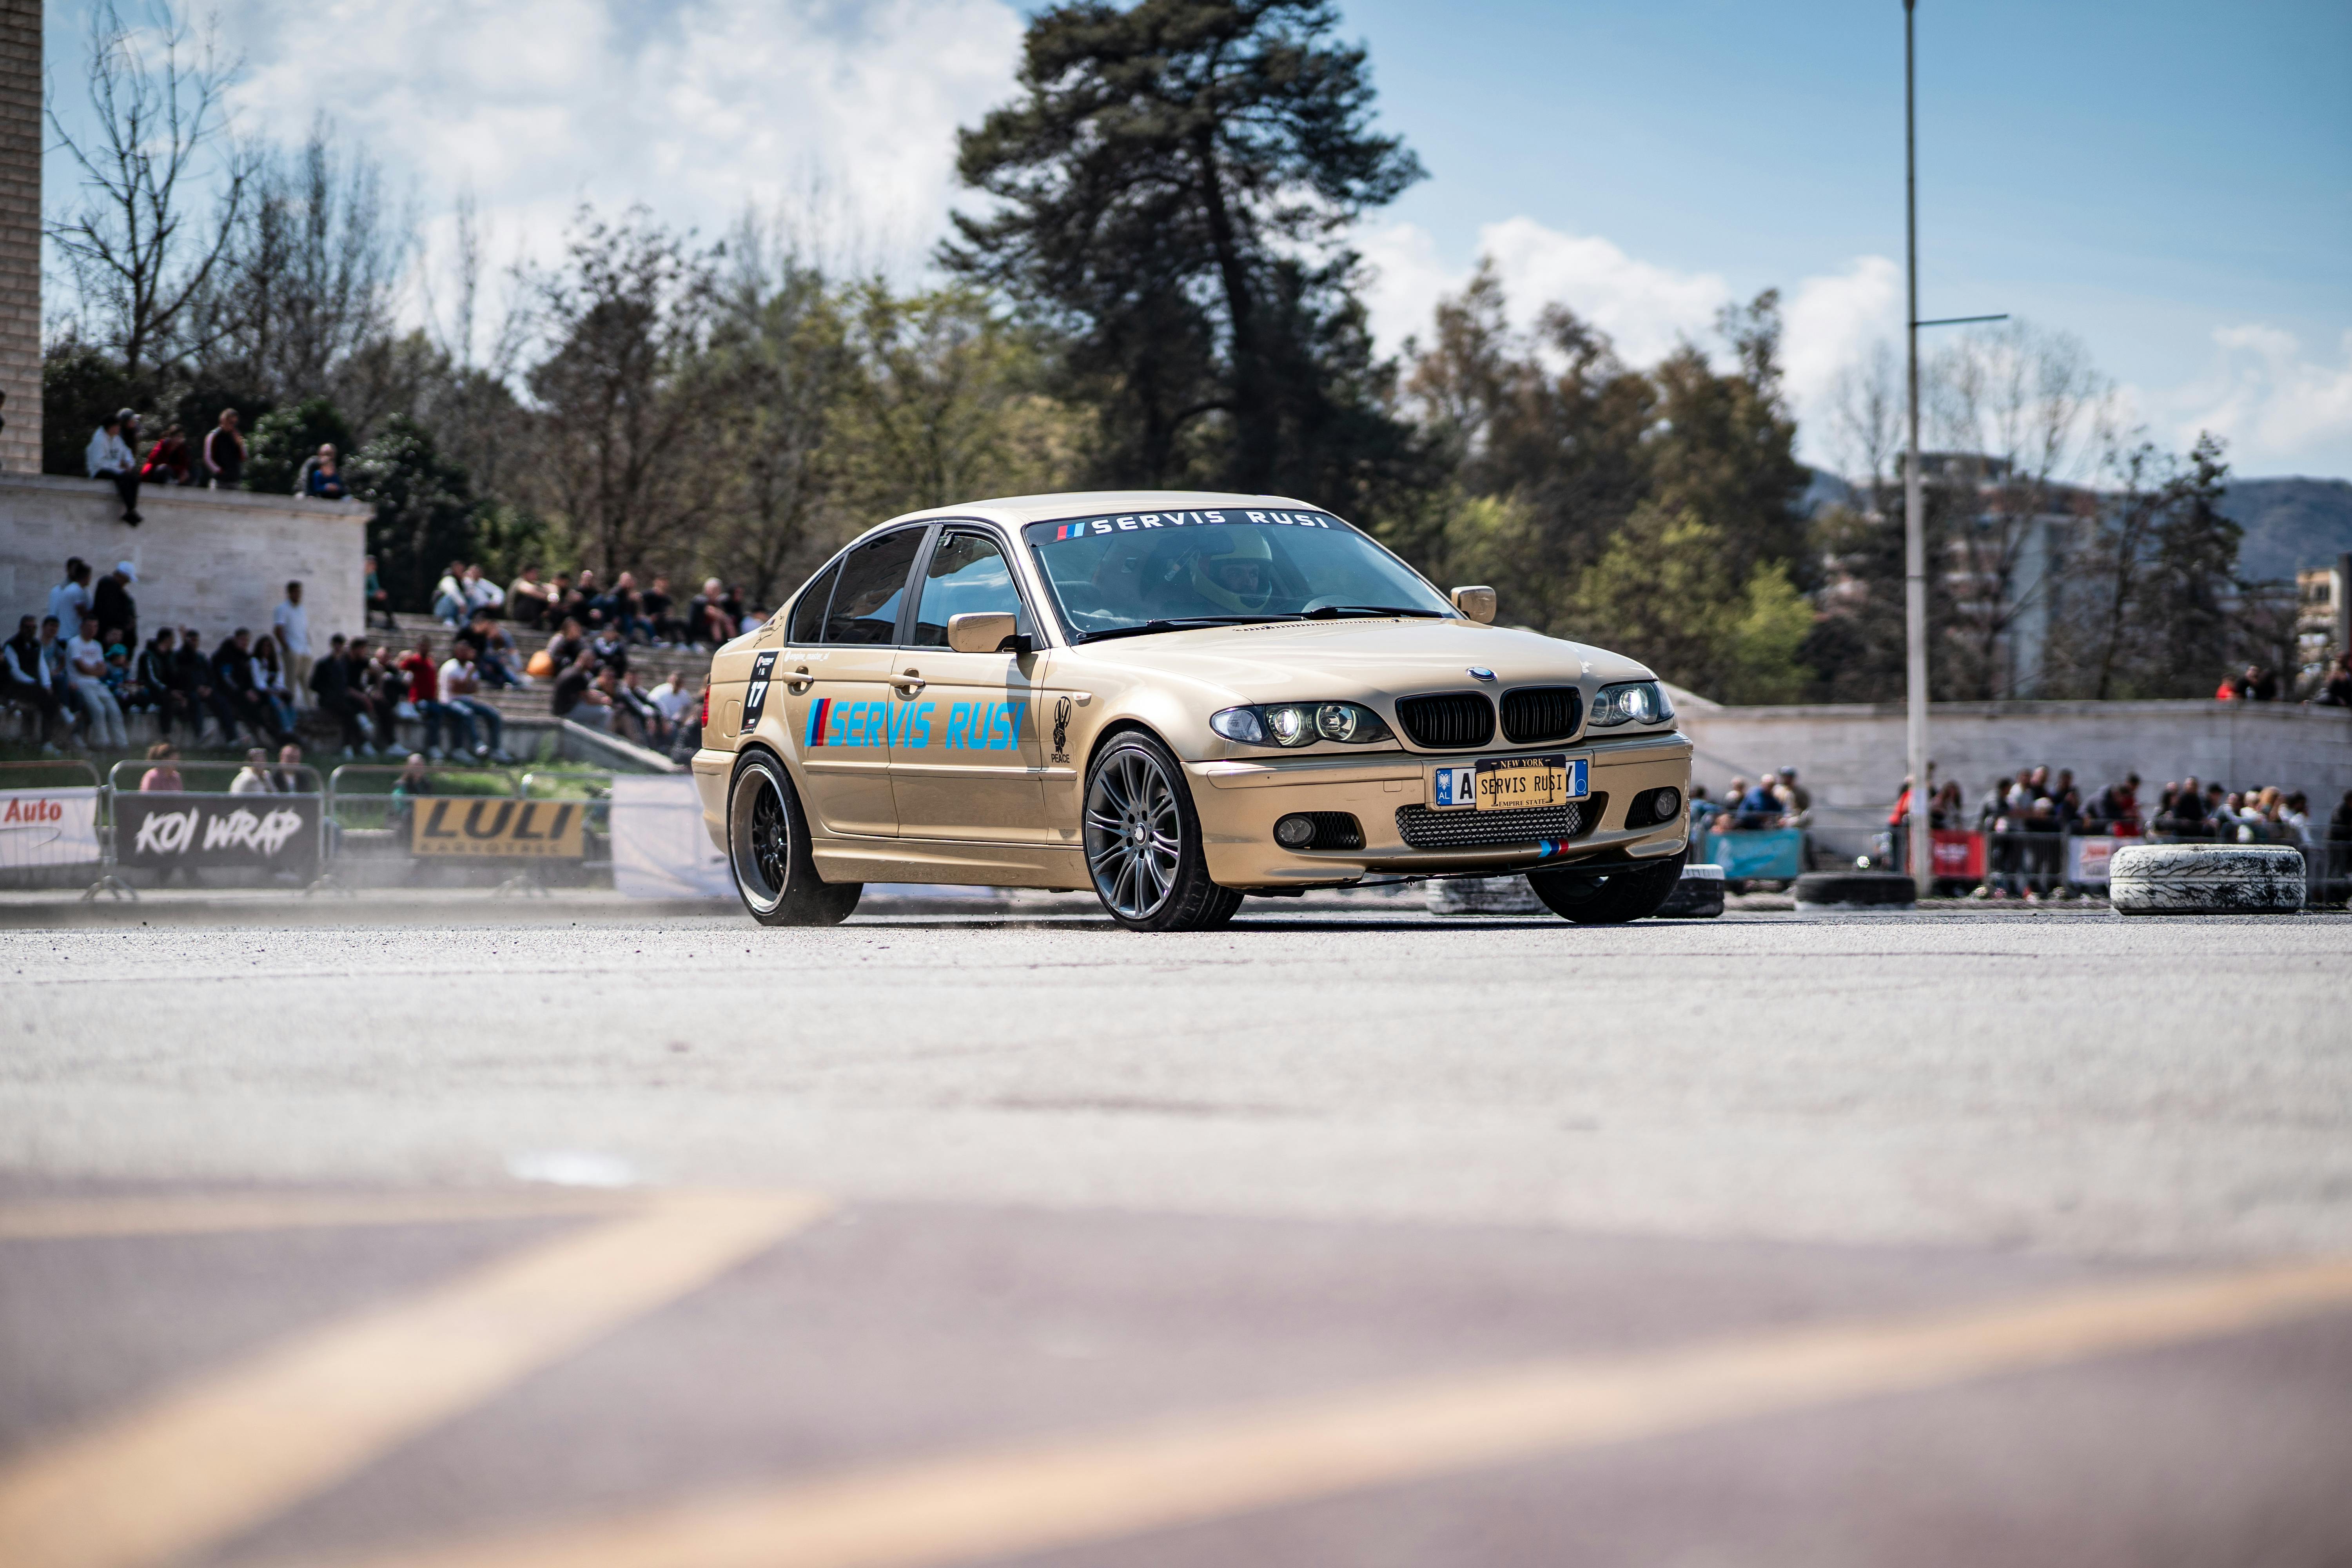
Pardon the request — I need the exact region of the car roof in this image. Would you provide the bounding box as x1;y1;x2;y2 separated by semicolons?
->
884;490;1331;528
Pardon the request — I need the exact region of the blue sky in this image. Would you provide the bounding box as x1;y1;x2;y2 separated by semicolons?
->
43;0;2352;476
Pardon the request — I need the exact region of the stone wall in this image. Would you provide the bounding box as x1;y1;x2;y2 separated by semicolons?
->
1;475;365;644
1681;699;2352;855
0;0;40;473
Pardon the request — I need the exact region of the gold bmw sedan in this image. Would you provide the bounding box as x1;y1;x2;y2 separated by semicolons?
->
694;491;1692;931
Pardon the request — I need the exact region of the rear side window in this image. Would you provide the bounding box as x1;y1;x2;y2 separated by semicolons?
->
787;559;841;645
912;532;1029;647
822;529;925;645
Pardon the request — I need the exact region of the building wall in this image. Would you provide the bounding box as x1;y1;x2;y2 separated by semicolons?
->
1;475;365;646
1682;699;2352;854
0;0;40;473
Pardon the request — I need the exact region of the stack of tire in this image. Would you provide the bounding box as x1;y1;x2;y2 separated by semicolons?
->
2109;843;2305;916
1425;875;1545;916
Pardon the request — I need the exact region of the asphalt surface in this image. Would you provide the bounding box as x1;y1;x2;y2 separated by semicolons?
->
4;902;2350;1567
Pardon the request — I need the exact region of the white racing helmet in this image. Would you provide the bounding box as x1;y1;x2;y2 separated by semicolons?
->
1188;529;1276;613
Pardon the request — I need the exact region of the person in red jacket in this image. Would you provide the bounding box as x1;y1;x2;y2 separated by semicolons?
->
397;634;462;760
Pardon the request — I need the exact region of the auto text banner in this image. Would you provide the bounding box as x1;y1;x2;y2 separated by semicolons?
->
0;786;102;869
411;797;586;858
116;793;321;871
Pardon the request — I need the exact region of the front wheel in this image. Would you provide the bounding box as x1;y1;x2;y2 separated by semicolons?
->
1083;732;1242;932
728;751;861;927
1529;849;1684;925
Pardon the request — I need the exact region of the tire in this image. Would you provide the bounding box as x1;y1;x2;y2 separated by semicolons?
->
2110;842;2304;916
1793;871;1916;908
1083;731;1243;932
727;750;862;927
1528;849;1685;925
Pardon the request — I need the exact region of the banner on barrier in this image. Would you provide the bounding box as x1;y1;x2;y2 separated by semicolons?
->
0;786;102;868
1708;826;1804;880
411;798;586;858
116;793;320;870
1931;830;1985;880
2070;836;2116;885
609;775;732;898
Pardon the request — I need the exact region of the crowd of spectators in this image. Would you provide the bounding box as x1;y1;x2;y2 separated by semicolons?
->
80;408;252;527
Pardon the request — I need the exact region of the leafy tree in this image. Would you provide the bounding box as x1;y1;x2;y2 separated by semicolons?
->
1644;294;1813;591
243;396;354;494
523;209;717;575
351;415;477;611
946;0;1423;499
41;338;150;475
1565;503;1813;702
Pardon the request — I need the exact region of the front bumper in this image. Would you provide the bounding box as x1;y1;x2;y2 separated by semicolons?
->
1187;732;1693;887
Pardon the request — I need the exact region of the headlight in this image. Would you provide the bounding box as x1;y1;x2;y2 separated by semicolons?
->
1211;702;1394;748
1589;680;1672;728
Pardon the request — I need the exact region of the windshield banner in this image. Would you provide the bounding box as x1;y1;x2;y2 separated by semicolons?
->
116;793;321;871
0;786;102;869
1026;508;1345;545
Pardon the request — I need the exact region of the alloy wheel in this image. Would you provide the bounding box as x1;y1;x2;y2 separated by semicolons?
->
1085;747;1182;920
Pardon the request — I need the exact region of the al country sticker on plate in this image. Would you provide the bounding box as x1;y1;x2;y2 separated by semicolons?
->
1430;755;1586;811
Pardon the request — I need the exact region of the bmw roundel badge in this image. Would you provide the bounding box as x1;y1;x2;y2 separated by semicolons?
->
1467;667;1496;681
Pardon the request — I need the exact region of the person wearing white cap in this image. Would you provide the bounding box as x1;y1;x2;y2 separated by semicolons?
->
93;561;139;648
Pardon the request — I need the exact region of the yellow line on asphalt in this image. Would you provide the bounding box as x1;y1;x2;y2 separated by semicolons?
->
0;1190;641;1241
304;1254;2352;1568
0;1189;829;1568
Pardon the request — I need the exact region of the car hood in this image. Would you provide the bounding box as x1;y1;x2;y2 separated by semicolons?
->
1057;618;1655;701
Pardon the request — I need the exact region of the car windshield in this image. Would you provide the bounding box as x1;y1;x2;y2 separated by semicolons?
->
1021;506;1455;641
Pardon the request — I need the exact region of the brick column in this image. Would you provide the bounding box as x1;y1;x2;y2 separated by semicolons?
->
0;0;41;473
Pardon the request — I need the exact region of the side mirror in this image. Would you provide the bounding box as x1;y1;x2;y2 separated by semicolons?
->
947;612;1025;655
1450;586;1496;624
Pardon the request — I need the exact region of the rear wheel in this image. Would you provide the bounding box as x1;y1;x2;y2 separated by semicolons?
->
728;751;861;927
1083;732;1242;932
1530;849;1684;925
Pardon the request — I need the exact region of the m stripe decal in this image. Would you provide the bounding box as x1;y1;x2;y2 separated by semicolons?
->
805;699;831;749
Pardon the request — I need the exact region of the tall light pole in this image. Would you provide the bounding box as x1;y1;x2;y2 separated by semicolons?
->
1903;0;2003;893
1903;0;1928;895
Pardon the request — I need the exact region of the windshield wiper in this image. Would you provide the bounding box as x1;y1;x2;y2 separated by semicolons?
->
1300;605;1446;619
1073;615;1304;645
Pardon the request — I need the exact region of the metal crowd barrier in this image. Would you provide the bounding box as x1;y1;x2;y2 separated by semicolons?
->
99;758;332;899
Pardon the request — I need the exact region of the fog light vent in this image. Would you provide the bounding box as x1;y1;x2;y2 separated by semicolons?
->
1275;812;1365;851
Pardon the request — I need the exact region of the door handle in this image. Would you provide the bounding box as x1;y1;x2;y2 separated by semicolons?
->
891;668;926;697
785;666;814;694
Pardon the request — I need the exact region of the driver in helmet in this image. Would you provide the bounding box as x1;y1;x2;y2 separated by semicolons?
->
1186;529;1277;614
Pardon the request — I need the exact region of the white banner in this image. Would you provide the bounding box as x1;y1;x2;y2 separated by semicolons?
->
609;775;733;899
0;786;102;868
2069;836;2117;886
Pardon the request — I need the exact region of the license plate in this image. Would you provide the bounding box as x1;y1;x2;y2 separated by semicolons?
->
1430;755;1586;811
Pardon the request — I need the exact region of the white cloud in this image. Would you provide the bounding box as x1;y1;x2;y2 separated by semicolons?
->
2148;325;2352;473
1360;216;1899;469
221;0;1024;292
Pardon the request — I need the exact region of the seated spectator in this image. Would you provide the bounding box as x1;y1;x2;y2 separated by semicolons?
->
431;561;470;627
252;631;298;735
4;614;67;753
438;642;510;762
166;624;226;748
2244;664;2278;702
462;564;505;618
507;565;552;630
615;668;666;746
686;578;735;647
364;554;398;630
229;747;274;793
588;624;628;675
2317;653;2352;709
138;742;183;791
398;635;462;760
203;407;245;489
310;633;367;757
66;614;128;749
543;617;586;677
571;568;602;627
544;571;579;627
269;743;309;793
139;423;192;486
550;650;612;729
85;409;144;526
649;671;701;732
212;627;291;749
1734;775;1782;829
643;575;681;644
103;641;137;710
297;443;348;499
462;610;522;688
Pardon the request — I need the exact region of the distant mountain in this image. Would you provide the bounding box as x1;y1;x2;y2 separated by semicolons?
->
2222;477;2352;582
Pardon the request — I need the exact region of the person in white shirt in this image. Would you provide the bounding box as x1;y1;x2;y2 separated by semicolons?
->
649;674;700;728
432;561;469;626
437;644;510;761
85;411;144;526
65;614;127;748
48;559;94;633
272;581;313;708
229;748;275;793
461;564;505;616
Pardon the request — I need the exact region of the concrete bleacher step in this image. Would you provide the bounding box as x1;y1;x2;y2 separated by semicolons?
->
377;612;713;685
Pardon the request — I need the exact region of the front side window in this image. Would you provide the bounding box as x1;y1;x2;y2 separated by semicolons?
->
787;558;842;645
1022;506;1453;641
822;528;925;645
912;531;1030;647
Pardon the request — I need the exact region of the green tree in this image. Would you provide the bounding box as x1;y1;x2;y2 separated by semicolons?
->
352;415;477;612
1566;503;1813;702
946;0;1423;499
243;396;354;494
41;338;150;475
1644;293;1813;591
